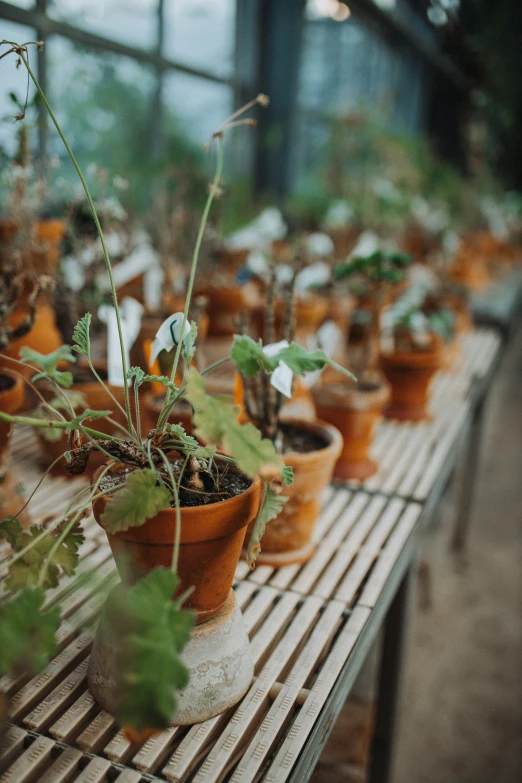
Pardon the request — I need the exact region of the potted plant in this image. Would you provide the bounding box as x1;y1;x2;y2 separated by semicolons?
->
231;269;350;566
0;40;353;737
379;306;443;421
312;250;411;480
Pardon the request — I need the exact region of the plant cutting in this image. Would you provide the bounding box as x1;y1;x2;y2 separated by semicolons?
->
379;304;443;421
312;250;411;480
231;268;351;566
0;40;352;735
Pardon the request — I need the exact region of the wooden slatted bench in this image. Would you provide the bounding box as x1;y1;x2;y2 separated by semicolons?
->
0;326;504;783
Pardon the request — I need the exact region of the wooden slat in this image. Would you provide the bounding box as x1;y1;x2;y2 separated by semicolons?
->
0;736;55;783
0;727;27;773
38;747;83;783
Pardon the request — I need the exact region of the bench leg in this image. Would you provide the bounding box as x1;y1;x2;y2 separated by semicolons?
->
451;398;486;553
367;565;416;783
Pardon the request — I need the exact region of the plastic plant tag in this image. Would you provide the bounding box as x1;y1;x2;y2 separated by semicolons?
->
295;261;331;292
305;233;335;258
98;297;143;387
263;340;293;398
149;312;192;366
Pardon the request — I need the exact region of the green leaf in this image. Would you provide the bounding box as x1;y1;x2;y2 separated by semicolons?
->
128;366;145;387
72;313;92;357
20;345;76;388
231;335;274;377
276;343;357;382
184;368;283;479
101;469;172;533
65;409;113;430
0;517;84;591
100;568;194;733
246;482;288;568
143;375;178;394
281;465;294;486
0;588;60;678
182;321;198;363
165;423;199;449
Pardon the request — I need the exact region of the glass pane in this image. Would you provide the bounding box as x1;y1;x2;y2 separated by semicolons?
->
0;22;38;161
163;70;232;144
163;0;235;79
48;0;159;51
46;36;158;210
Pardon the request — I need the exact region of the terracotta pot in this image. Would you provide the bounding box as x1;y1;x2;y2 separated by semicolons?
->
0;370;30;526
246;419;343;566
36;379;129;475
250;294;329;344
140;393;194;436
197;286;245;337
92;465;261;623
380;346;442;421
2;303;63;389
33;218;66;273
312;380;390;480
0;370;24;474
328;226;361;259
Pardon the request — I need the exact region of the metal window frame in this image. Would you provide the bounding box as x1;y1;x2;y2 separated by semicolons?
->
0;0;251;161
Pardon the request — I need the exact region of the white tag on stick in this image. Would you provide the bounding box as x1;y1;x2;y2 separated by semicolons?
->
149;312;192;366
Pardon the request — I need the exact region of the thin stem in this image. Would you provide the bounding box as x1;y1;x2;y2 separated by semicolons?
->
0;411;119;441
158;451;181;573
157;135;224;433
14;45;136;441
200;356;231;376
88;359;130;428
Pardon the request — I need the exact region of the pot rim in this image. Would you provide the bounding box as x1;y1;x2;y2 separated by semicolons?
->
379;347;442;370
279;418;343;466
92;463;262;545
312;379;390;412
0;368;24;415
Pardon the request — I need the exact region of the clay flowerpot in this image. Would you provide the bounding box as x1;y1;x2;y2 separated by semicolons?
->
33;218;66;273
0;370;30;526
89;466;261;726
247;419;343;566
312;380;390;480
0;370;24;475
380;346;442;422
92;465;261;624
198;286;246;337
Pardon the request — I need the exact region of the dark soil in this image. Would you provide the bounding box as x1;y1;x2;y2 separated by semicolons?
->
281;422;329;454
0;373;15;393
98;459;252;509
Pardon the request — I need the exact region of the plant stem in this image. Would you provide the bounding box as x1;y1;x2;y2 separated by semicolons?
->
0;411;118;441
157;135;224;433
15;45;137;442
200;356;231;376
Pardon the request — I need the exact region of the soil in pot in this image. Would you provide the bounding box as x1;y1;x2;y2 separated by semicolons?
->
312;379;390;480
380;344;442;422
92;462;261;624
244;419;343;567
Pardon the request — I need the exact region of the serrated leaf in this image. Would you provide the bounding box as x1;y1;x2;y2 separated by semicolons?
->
143;374;177;394
276;343;356;382
281;465;294;486
72;313;92;357
165;423;199;449
184;368;283;479
20;345;76;388
128;366;145;387
246;482;288;568
0;517;84;591
99;568;194;733
101;469;172;533
65;409;113;430
182;321;198;363
0;588;60;678
231;335;274;377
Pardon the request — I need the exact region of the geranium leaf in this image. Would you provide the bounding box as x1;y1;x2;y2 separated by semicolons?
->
0;517;84;591
99;568;194;733
246;482;288;568
276;343;357;381
128;366;145;387
281;465;294;486
184;368;283;478
101;469;171;533
20;345;76;388
0;587;60;678
231;334;275;377
182;321;198;363
72;313;92;357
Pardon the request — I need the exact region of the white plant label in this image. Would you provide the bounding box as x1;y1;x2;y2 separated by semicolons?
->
150;312;192;366
98;297;143;387
144;265;164;311
263;340;293;398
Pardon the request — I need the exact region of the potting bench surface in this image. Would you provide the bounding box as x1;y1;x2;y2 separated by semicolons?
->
0;326;503;783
